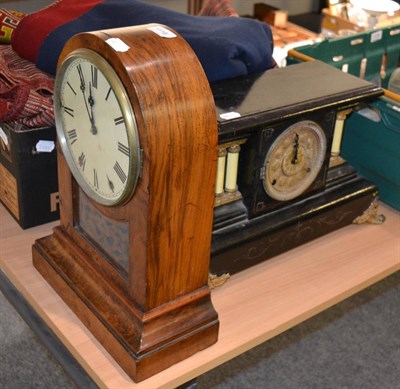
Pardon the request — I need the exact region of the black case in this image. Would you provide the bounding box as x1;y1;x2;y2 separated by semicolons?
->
0;122;59;228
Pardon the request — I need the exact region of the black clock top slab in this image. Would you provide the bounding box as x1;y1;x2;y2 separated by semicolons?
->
212;61;383;135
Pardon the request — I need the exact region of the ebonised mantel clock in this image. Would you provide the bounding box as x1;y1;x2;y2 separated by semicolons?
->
210;61;383;275
32;24;219;382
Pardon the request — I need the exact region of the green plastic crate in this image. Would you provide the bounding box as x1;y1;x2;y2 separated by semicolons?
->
341;98;400;210
288;25;400;88
287;26;400;210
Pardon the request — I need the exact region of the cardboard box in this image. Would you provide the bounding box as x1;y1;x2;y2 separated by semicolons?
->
0;122;59;228
252;3;318;67
254;3;288;28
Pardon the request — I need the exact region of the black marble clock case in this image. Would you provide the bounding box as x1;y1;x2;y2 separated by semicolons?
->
210;61;382;275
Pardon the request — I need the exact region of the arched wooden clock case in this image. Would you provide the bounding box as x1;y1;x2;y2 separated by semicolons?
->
32;25;219;382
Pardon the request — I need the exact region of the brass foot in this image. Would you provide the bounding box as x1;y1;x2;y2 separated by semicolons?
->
353;198;386;225
208;273;230;289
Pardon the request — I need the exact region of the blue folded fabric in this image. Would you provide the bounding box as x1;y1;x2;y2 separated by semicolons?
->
36;0;274;82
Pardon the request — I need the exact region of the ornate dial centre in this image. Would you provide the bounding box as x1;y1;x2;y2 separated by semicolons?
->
262;120;327;201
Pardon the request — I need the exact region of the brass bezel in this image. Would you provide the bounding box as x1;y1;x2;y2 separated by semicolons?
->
54;48;141;206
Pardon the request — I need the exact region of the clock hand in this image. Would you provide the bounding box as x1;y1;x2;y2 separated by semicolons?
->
107;174;115;193
77;65;95;132
88;82;98;135
77;64;86;93
292;133;300;164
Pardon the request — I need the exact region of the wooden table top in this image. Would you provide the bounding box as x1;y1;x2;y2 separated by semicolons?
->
0;203;399;388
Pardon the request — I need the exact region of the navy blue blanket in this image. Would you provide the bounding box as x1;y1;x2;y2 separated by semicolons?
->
30;0;274;82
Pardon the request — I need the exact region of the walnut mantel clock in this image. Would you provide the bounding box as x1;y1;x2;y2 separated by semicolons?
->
32;25;219;382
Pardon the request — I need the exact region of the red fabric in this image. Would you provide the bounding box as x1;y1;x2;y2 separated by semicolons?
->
0;85;30;122
0;86;55;128
0;8;25;44
0;45;54;128
0;45;53;92
198;0;238;17
11;0;103;63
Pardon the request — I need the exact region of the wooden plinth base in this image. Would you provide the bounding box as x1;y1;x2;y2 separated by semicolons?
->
32;228;219;383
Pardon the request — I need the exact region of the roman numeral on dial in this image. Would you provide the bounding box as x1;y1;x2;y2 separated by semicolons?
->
91;65;98;89
114;116;125;126
78;152;86;171
64;106;74;117
67;82;76;95
114;161;127;183
118;142;130;157
93;168;99;189
105;87;112;101
67;129;78;144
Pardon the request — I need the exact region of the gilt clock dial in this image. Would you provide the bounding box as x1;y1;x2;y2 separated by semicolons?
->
54;48;141;206
262;120;327;201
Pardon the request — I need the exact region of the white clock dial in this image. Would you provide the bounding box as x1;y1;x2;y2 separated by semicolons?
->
54;49;140;206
